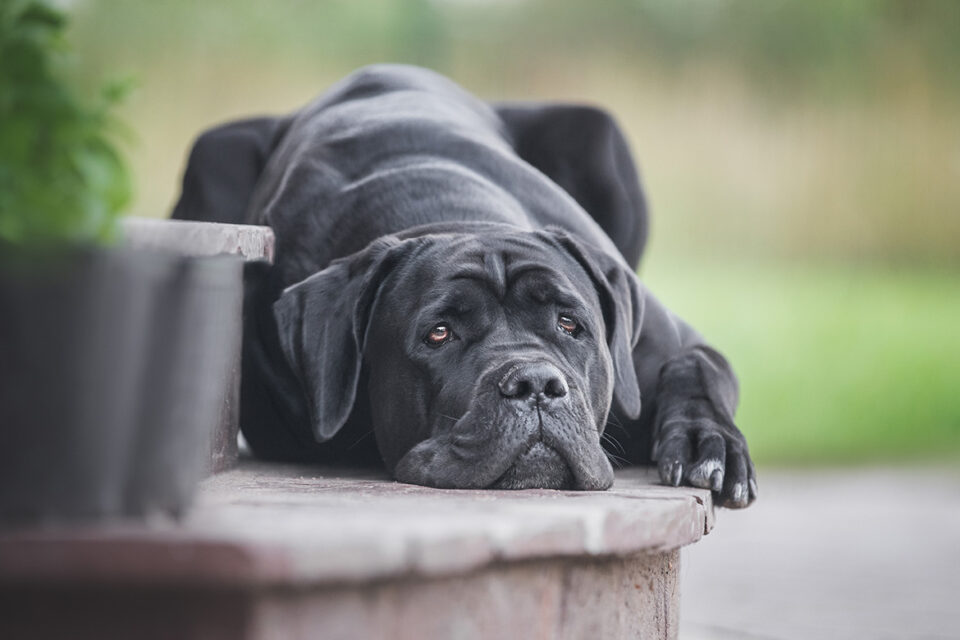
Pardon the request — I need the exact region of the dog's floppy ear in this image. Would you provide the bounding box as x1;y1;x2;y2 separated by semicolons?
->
171;116;289;224
272;237;417;442
495;103;647;267
545;229;644;419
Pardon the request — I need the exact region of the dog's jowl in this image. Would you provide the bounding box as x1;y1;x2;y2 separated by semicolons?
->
173;64;756;508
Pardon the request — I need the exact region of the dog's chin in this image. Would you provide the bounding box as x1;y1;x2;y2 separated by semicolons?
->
490;441;575;490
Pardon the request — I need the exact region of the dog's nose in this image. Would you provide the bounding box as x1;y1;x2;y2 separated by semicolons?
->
499;362;568;402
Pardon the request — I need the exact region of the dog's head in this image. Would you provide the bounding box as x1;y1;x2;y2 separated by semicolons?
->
273;225;643;490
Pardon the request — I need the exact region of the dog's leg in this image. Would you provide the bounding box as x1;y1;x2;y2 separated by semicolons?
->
494;103;648;269
172;116;288;224
622;285;757;508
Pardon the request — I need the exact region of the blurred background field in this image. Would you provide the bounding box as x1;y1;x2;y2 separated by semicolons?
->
65;0;959;466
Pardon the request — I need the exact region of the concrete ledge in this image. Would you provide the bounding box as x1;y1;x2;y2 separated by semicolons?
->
0;463;710;639
121;217;275;263
0;464;712;588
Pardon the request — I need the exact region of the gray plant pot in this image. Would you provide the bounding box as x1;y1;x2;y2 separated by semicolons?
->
0;246;242;524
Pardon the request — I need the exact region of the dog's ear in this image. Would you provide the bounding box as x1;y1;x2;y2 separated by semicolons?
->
272;237;417;442
495;103;647;267
545;229;644;420
171;116;289;224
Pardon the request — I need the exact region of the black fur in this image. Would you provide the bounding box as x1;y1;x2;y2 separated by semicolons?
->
173;65;756;506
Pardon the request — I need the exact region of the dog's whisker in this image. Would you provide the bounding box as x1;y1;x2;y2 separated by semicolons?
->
606;448;629;463
604;417;630;438
603;449;629;469
601;438;627;459
600;432;626;455
347;429;375;450
605;411;626;429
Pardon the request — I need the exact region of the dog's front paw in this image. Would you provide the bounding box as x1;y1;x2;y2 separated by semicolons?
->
653;417;757;508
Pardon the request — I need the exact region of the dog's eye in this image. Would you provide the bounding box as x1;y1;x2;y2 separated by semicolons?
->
557;314;581;336
425;323;454;346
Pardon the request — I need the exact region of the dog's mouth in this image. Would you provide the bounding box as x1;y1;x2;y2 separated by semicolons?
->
489;439;575;490
393;388;613;491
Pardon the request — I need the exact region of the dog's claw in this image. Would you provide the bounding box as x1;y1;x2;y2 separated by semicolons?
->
729;482;749;507
655;415;754;508
710;468;724;492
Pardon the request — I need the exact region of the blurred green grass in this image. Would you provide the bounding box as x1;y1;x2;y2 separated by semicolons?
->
643;256;960;465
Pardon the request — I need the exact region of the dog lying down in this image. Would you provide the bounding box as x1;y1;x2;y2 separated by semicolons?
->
173;64;756;508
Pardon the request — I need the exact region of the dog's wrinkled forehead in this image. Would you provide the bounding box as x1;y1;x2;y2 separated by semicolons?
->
397;232;597;305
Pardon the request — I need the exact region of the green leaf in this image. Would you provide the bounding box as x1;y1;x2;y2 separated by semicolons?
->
0;0;134;249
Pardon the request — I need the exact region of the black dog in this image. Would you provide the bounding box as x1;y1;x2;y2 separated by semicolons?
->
173;65;756;507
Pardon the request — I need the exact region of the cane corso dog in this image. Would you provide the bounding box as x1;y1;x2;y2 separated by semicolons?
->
172;64;756;507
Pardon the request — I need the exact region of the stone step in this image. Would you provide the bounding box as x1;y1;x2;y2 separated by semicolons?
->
0;463;713;640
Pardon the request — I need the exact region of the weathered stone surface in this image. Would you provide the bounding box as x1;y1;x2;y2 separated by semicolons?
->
120;217;275;473
121;217;275;262
248;551;680;640
0;464;710;639
0;463;711;589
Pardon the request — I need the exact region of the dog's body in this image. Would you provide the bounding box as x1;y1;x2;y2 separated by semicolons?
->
174;65;756;506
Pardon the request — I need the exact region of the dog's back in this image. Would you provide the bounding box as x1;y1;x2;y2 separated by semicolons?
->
174;64;647;282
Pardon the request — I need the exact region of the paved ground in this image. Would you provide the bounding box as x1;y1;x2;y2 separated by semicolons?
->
679;466;960;640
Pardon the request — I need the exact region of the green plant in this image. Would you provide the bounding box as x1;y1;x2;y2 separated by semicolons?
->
0;0;131;247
